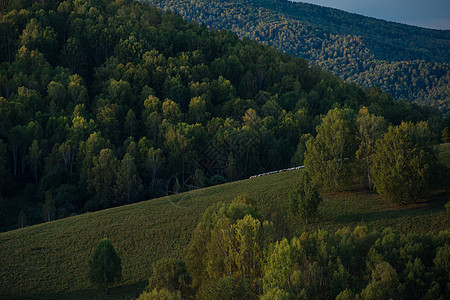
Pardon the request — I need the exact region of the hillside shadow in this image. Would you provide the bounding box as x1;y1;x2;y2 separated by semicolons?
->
22;281;147;300
336;190;448;224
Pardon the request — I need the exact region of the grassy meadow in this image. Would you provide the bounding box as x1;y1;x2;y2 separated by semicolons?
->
0;144;448;299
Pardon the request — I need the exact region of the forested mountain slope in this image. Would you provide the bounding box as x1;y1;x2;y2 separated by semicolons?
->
143;0;450;114
1;0;443;232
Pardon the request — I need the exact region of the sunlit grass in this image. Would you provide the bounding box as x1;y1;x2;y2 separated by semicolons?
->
0;144;448;299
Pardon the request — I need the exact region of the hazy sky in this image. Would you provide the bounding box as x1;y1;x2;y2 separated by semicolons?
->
291;0;450;30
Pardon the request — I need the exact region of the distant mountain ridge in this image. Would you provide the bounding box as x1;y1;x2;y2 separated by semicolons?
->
142;0;450;113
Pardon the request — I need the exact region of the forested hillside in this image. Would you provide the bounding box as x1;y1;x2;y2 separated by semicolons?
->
143;0;450;114
0;0;445;233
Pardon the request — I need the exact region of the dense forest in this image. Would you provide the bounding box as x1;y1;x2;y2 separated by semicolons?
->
0;0;446;232
136;196;449;299
0;1;449;299
143;0;450;114
0;0;447;232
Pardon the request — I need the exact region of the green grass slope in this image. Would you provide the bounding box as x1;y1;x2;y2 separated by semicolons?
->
1;145;449;299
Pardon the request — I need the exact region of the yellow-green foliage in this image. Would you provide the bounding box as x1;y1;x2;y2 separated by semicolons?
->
0;143;448;299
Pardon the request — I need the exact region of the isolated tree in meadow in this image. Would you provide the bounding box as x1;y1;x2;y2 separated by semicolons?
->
371;121;436;204
289;171;322;224
304;108;357;191
88;238;122;294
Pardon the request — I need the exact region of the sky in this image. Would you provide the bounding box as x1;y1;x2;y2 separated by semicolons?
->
291;0;450;30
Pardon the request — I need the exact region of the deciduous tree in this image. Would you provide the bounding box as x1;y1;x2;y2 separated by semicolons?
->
88;238;122;294
371;121;436;204
356;107;388;189
289;171;322;224
304;108;357;190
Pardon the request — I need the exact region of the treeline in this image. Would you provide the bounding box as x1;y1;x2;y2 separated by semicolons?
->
0;0;446;231
143;0;450;114
137;196;449;299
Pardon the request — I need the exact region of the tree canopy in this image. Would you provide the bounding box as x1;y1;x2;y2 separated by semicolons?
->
371;121;437;204
88;238;122;294
0;0;445;231
144;0;450;114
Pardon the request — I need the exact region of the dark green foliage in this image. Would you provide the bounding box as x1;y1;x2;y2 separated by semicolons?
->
260;227;449;299
0;163;449;298
289;171;322;224
137;288;182;300
88;238;122;294
0;0;444;231
0;139;9;192
371;122;437;203
144;0;450;114
146;259;191;298
356;107;388;189
304;108;358;191
205;276;251;300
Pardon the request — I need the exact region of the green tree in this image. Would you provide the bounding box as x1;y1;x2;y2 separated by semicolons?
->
47;81;67;111
18;209;27;229
137;288;181;300
124;109;137;137
0;138;10;191
186;195;272;298
356;107;388;189
441;127;449;143
42;191;55;222
360;261;401;300
146;147;164;191
304;108;357;190
27;140;42;183
88;148;119;208
59;141;76;174
289;171;322;224
262;238;304;298
225;153;237;182
162;99;182;123
188;96;210;124
68;74;88;105
371;121;436;204
115;153;143;204
88;238;122;294
19;18;57;61
147;258;192;298
9;125;28;177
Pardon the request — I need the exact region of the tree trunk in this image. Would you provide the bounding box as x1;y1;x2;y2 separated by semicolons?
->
12;143;17;177
103;255;108;294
